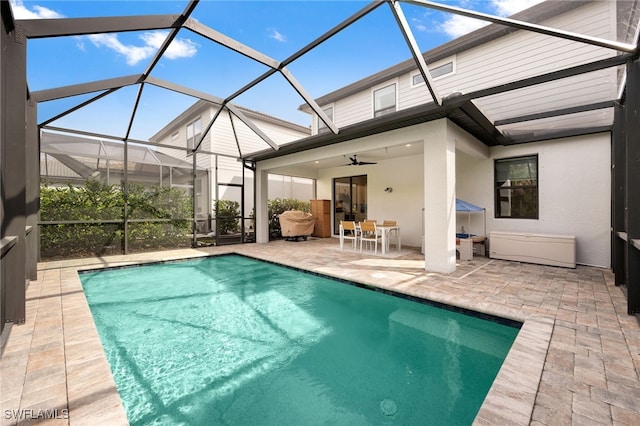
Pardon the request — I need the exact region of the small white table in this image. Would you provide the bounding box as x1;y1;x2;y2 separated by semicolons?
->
376;225;401;255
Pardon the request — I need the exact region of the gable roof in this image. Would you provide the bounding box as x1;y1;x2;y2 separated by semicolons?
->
151;99;310;142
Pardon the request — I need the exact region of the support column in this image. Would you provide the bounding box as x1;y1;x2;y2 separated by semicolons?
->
26;99;38;279
625;58;640;314
424;120;457;273
1;16;27;326
255;167;269;243
612;102;626;285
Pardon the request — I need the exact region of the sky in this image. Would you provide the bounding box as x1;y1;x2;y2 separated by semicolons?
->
10;0;545;140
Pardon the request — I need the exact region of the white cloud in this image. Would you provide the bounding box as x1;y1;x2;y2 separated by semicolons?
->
439;0;545;38
9;2;198;66
439;14;488;38
10;0;64;19
139;32;198;60
88;31;198;66
268;28;286;42
88;33;155;66
410;17;428;33
493;0;545;17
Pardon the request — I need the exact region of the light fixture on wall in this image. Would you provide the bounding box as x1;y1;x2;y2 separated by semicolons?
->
384;187;393;193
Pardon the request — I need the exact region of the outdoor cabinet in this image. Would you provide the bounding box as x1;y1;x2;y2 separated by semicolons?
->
311;199;331;237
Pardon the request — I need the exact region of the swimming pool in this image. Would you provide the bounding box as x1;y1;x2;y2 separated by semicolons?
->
80;254;520;425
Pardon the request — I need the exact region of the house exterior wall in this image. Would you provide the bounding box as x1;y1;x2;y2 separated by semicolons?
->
152;103;310;221
259;121;446;248
259;115;611;268
310;0;617;133
455;132;611;267
315;154;425;247
153;104;309;167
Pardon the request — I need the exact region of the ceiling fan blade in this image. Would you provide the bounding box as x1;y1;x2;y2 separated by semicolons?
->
358;161;377;165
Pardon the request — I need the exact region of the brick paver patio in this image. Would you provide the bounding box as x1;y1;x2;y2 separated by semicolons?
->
1;238;639;425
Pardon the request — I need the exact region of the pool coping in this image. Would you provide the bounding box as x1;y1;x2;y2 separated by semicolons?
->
66;249;549;425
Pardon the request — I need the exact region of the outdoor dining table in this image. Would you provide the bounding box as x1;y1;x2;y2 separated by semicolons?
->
339;222;401;254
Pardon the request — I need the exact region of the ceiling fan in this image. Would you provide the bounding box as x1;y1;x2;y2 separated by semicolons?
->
346;155;377;166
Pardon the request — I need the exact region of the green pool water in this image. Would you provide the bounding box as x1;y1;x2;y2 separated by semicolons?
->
80;254;520;426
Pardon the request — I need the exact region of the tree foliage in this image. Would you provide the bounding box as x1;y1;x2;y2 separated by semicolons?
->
215;199;240;234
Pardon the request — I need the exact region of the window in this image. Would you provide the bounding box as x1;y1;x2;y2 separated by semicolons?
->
495;155;538;219
333;175;367;234
412;61;454;86
317;106;333;133
186;118;202;151
373;84;396;117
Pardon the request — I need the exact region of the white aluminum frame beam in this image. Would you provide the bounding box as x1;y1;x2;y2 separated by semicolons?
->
40;88;119;127
227;104;279;151
402;0;637;53
183;19;281;70
389;0;441;105
145;77;278;152
280;67;339;134
19;15;178;39
31;75;141;102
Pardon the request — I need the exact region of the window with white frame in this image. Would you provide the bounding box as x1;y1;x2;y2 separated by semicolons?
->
412;61;454;86
373;83;396;117
317;106;334;133
186;117;202;152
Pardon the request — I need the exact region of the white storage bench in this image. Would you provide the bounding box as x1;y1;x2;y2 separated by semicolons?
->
489;231;576;268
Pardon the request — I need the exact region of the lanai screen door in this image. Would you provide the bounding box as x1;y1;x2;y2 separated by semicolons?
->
215;183;245;245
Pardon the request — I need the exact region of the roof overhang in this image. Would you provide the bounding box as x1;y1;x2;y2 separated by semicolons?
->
247;95;614;163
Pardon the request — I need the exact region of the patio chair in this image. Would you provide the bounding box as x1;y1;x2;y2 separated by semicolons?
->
340;220;359;250
360;221;382;254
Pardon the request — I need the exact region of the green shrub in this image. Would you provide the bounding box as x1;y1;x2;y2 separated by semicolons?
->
215;200;240;234
40;181;192;259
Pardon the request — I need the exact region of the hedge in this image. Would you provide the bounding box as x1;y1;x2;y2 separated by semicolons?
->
40;181;192;259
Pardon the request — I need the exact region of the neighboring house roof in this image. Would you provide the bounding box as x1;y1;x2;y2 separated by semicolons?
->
299;0;589;112
151;99;310;142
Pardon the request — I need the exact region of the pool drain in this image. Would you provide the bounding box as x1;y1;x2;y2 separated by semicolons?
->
380;399;398;416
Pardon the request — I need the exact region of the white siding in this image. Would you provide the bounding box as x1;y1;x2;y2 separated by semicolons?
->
401;56;457;109
155;109;212;171
333;90;373;128
155;106;308;163
315;1;617;133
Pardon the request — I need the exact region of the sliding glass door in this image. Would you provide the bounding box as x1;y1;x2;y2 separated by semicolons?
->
333;175;367;235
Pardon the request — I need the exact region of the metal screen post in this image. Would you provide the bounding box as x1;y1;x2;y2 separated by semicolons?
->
1;14;27;327
123;139;129;254
192;151;197;248
625;58;640;314
612;102;626;285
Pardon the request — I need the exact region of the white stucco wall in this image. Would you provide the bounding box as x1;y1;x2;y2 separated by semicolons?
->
456;132;611;267
257;123;612;268
315;155;425;248
258;122;432;247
